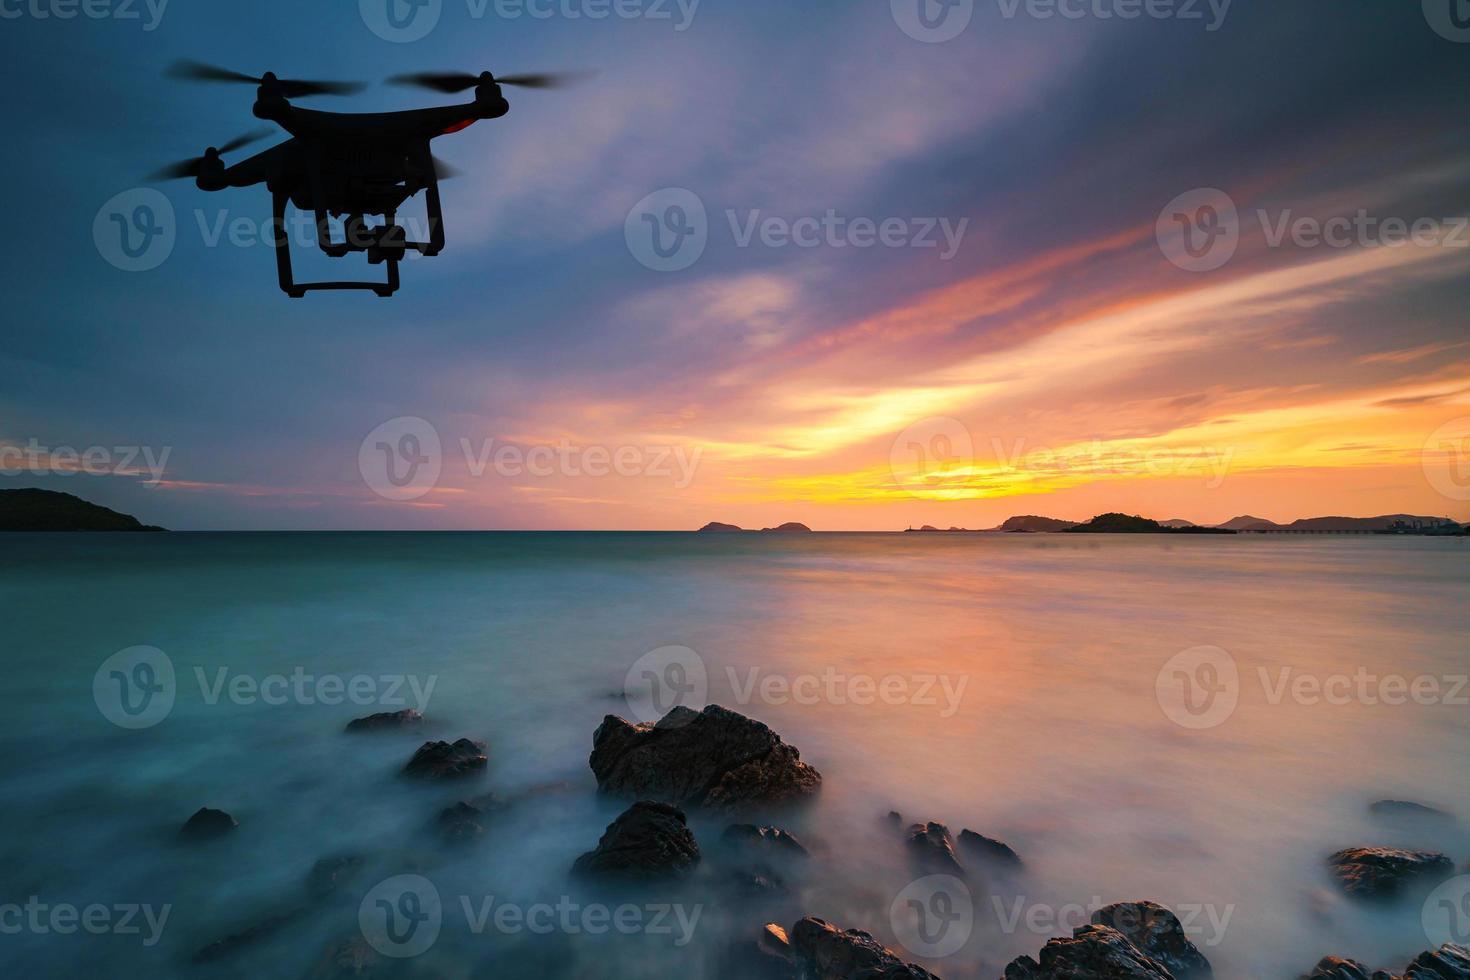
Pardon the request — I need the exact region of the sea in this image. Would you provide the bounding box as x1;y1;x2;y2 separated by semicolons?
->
1;531;1467;978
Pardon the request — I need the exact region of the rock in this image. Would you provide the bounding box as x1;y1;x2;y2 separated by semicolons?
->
305;936;383;979
345;709;423;733
789;916;939;980
438;801;487;842
589;705;821;811
1003;925;1173;980
906;821;964;875
572;801;701;879
1370;800;1453;823
179;806;237;840
306;855;365;898
1300;955;1388;979
762;922;793;957
699;522;744;533
723;923;797;980
403;738;487;779
1327;847;1453;900
958;829;1022;868
723;824;810;859
1404;944;1470;978
761;522;812;533
726;868;787;897
885;810;904;830
1091;902;1212;978
191;908;305;962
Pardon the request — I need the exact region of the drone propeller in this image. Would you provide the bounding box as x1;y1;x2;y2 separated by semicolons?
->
166;59;365;97
386;70;591;93
433;156;460;180
148;128;272;181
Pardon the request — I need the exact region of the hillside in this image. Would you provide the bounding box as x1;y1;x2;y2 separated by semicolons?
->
0;489;164;531
997;515;1078;532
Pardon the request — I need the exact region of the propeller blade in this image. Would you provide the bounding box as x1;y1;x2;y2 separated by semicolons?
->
165;59;258;84
148;158;204;181
217;128;273;154
432;156;460;180
278;78;366;98
387;71;479;94
495;71;591;89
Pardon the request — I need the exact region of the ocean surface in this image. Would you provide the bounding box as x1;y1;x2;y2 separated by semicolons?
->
2;531;1467;979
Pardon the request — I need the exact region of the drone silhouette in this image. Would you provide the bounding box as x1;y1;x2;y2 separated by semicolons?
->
154;61;582;297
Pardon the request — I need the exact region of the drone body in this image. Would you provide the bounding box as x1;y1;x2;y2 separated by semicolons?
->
159;64;571;297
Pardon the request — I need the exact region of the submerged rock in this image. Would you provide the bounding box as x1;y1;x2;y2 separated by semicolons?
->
1370;800;1453;823
306;855;365;898
789;916;939;980
403;738;487;779
723;824;810;859
1301;944;1470;980
906;821;965;875
191;907;305;963
957;829;1022;869
1326;847;1453;900
178;806;237;840
1301;955;1390;980
723;923;798;980
1091;901;1212;978
305;936;383;979
345;708;423;733
725;867;788;898
589;705;821;811
1003;925;1172;980
572;801;700;879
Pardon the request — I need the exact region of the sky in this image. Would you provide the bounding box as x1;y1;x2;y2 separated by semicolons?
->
2;0;1470;530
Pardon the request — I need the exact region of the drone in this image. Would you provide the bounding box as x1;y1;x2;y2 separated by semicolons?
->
154;61;581;297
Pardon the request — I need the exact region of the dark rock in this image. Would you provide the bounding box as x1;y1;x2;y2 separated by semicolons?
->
1003;924;1173;980
699;521;744;533
1327;847;1453;900
723;923;797;980
1300;956;1390;979
305;936;383;979
191;908;305;963
1370;800;1453;823
572;801;700;879
178;806;237;840
726;867;787;897
306;855;365;898
906;821;964;875
1092;901;1212;978
589;705;821;811
885;810;904;830
1404;944;1470;979
789;916;939;980
723;824;810;859
0;488;163;531
958;829;1022;868
345;708;423;733
403;738;487;779
438;801;488;842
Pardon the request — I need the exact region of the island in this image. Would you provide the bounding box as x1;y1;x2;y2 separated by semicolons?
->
1064;513;1234;534
695;521;814;533
0;489;164;531
696;522;743;533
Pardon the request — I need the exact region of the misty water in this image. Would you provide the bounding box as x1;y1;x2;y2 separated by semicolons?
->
2;532;1467;978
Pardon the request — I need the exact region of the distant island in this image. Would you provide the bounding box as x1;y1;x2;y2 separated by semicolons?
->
697;521;812;533
0;489;163;531
894;512;1464;535
1063;513;1234;534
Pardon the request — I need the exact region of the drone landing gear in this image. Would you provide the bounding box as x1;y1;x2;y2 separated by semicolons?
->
271;192;400;297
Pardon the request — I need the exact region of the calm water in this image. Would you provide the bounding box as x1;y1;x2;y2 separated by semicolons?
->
1;532;1467;978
